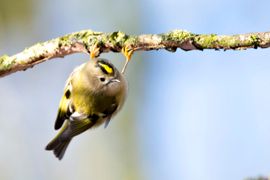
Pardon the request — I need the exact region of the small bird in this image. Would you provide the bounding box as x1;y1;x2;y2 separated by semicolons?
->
45;58;127;160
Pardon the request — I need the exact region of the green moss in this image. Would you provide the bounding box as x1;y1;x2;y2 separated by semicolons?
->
108;31;129;46
79;31;93;42
58;35;72;47
0;55;14;70
0;55;9;62
250;34;260;48
124;35;136;47
57;31;94;48
164;30;194;43
110;31;126;41
194;34;218;48
217;36;231;48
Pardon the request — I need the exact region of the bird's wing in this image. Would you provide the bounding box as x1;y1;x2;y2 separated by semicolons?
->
54;64;85;130
103;103;118;128
67;116;98;137
104;117;112;128
54;82;72;130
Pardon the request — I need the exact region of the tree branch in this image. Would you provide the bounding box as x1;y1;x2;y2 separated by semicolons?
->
1;29;270;77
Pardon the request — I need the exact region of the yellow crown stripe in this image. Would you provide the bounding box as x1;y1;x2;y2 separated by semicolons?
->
98;62;113;74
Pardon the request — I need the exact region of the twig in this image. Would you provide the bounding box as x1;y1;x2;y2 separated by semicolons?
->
1;29;270;77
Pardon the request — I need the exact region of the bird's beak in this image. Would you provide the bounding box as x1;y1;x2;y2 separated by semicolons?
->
108;78;120;84
110;79;120;83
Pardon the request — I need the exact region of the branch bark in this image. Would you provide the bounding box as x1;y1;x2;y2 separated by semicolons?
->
1;29;270;77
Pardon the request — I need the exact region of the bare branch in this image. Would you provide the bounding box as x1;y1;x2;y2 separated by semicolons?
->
1;29;270;77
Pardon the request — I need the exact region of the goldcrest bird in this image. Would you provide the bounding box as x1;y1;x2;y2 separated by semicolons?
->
45;58;127;160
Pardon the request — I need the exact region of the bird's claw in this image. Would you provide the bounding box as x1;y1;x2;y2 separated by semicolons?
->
90;43;100;59
121;46;134;74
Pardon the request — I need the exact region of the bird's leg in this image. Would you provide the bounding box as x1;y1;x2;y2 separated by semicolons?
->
121;46;134;74
90;42;100;59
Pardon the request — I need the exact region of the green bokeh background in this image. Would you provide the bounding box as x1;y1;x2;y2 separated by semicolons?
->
0;0;144;179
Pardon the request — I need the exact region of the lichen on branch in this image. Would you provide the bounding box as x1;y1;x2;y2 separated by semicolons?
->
1;29;270;77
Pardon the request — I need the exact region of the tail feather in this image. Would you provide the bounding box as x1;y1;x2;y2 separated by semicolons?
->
46;118;95;160
54;140;71;160
46;137;71;160
45;122;71;160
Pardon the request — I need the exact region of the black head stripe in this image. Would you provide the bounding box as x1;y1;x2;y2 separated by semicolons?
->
97;60;114;75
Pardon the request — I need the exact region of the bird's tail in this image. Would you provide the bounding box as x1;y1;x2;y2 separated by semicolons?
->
45;122;71;160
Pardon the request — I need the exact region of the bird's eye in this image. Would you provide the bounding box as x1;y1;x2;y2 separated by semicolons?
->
99;77;106;82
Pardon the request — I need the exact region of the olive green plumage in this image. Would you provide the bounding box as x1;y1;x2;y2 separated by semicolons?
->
45;58;127;160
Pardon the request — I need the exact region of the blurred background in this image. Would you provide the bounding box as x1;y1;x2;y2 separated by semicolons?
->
0;0;270;180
